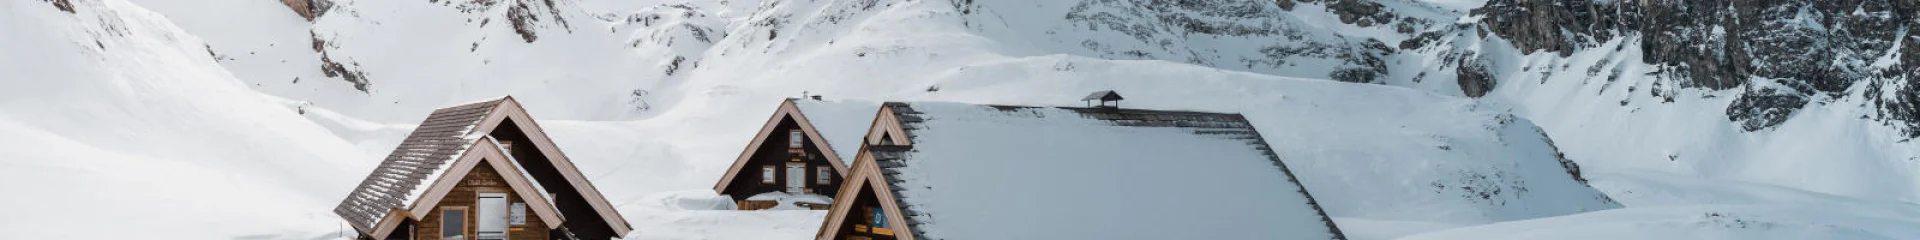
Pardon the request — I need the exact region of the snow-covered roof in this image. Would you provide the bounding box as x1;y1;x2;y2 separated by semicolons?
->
487;136;556;206
334;96;632;239
856;102;1346;239
334;97;507;232
790;98;882;165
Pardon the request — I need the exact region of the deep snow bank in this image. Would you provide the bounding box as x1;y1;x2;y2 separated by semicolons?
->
0;0;371;238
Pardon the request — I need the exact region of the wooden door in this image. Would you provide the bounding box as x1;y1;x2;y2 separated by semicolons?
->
786;163;807;193
477;193;509;240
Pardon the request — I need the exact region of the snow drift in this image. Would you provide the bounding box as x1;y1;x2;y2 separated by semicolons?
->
0;0;369;238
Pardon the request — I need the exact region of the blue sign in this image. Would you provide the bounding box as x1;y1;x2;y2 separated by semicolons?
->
871;207;888;228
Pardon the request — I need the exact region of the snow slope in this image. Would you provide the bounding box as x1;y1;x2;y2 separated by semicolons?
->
11;0;1918;239
93;0;1612;237
0;0;369;238
1401;204;1920;240
1390;24;1920;203
130;0;663;122
1371;1;1920;204
1490;38;1920;203
1400;171;1920;240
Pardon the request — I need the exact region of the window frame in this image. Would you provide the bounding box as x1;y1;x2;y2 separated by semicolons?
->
816;166;832;185
441;206;469;240
788;130;805;148
509;202;527;226
761;165;777;184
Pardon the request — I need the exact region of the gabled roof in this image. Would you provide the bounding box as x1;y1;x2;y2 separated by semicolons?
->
819;102;1347;240
1080;90;1123;101
713;98;880;193
402;136;567;231
335;98;503;232
333;96;631;239
790;99;882;164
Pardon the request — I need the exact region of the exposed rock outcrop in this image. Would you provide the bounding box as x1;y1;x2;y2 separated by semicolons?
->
1064;0;1395;83
1474;0;1920;135
279;0;331;21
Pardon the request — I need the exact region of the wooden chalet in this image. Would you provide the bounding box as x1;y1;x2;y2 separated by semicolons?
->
334;96;633;240
816;100;1348;240
713;98;879;210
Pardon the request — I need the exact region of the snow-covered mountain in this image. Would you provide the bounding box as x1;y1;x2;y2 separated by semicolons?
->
1406;0;1920;203
0;0;367;238
5;0;1919;239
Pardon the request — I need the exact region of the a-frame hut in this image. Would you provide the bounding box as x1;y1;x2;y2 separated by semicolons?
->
713;98;880;210
816;101;1347;240
334;96;632;240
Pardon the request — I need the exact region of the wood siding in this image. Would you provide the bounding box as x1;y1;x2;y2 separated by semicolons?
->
721;117;844;203
491;120;622;239
339;96;631;239
831;186;897;240
415;163;550;240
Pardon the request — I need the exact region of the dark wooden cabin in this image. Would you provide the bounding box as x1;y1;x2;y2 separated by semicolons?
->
334;96;633;240
713;98;878;210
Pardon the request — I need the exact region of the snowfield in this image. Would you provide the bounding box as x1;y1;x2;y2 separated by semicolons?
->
4;0;1919;239
0;0;366;238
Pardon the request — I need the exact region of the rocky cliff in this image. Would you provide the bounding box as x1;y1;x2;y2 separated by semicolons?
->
1473;0;1920;136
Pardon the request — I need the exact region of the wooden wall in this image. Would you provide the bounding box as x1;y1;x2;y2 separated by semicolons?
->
722;117;845;203
833;186;897;240
492;121;620;239
414;163;550;240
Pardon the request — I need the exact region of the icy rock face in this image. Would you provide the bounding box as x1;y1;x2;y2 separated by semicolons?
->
311;0;578;91
1474;0;1920;135
427;0;573;43
612;4;724;77
1057;0;1397;83
1279;0;1432;34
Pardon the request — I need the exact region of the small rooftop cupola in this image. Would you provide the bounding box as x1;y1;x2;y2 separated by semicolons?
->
1081;90;1124;108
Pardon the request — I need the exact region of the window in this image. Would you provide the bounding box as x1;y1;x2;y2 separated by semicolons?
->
509;202;527;226
817;166;832;185
789;130;805;148
441;207;467;240
762;165;777;184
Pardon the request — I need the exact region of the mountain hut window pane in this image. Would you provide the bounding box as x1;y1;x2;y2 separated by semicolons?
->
789;130;804;148
442;207;466;240
762;165;777;184
817;166;831;185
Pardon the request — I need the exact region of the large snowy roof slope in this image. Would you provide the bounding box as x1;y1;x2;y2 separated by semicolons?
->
790;98;881;165
333;97;506;232
866;101;1346;239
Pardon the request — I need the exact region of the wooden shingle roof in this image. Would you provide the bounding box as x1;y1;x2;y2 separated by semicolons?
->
333;97;506;233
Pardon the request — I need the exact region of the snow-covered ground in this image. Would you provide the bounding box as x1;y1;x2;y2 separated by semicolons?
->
0;0;364;238
5;0;1920;239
